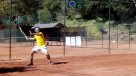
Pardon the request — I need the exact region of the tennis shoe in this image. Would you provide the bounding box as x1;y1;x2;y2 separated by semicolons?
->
48;61;54;65
27;63;33;66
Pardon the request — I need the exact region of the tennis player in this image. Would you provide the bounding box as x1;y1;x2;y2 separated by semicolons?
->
27;27;53;66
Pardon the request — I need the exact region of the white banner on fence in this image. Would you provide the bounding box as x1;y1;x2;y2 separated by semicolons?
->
65;36;81;47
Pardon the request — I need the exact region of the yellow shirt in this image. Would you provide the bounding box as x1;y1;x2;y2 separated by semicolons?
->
34;32;46;46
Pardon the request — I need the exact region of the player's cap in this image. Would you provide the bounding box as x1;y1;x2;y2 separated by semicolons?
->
35;27;40;32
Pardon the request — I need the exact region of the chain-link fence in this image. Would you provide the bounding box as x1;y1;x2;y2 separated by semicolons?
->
64;1;136;52
1;0;136;60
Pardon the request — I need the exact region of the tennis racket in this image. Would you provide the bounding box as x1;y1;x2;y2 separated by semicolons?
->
18;26;28;40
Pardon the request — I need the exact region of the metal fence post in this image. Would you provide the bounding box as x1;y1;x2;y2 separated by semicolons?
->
117;23;119;49
63;0;67;57
108;0;111;54
9;0;12;61
129;25;131;51
85;26;87;47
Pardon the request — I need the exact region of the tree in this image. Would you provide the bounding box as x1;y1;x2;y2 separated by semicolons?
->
79;0;136;22
0;0;42;26
39;0;62;23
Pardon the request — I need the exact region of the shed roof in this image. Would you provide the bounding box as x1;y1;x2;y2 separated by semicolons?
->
32;22;65;29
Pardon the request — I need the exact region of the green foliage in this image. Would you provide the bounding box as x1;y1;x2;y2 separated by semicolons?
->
0;0;136;27
66;19;104;39
0;0;9;15
37;9;52;23
15;16;28;25
43;0;61;10
40;0;62;23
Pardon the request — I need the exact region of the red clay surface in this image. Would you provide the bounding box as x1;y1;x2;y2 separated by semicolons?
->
1;42;136;76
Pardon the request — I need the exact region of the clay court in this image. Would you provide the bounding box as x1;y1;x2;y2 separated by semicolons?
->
0;0;136;76
1;41;136;76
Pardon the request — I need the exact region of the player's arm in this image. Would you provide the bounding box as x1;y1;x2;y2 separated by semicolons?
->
25;36;35;40
24;30;35;40
27;37;35;40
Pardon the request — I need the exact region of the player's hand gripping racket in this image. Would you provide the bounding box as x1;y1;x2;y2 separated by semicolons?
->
18;26;28;40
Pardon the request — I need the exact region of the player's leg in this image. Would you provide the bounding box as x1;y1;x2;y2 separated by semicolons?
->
46;52;53;64
28;46;38;66
28;51;36;65
41;46;53;64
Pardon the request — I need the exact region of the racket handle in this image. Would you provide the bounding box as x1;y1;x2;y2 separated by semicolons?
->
25;36;29;40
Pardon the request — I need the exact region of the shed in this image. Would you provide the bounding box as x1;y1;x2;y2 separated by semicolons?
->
32;22;65;29
32;22;65;41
